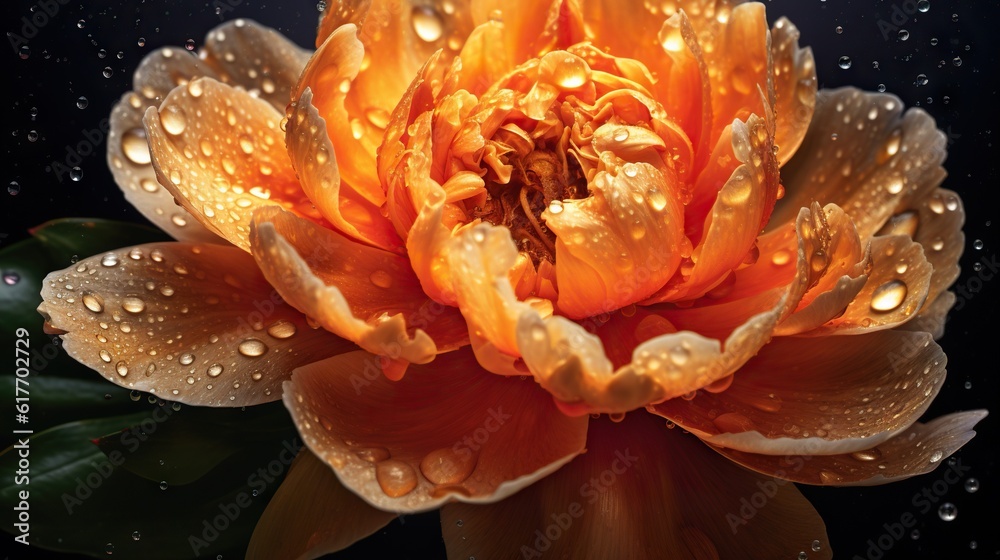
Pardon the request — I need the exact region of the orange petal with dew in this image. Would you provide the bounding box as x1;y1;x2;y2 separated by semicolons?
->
37;243;353;406
471;0;584;63
250;207;468;367
282;348;588;513
441;412;831;559
770;17;816;165
652;330;948;455
899;291;955;340
649;110;779;303
772;88;947;244
144;77;317;251
547;160;684;318
286;88;402;251
246;449;395;559
462;203;827;414
709;410;986;486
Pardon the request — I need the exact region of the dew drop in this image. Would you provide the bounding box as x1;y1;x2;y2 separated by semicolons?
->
354;447;391;463
179;353;195;366
238;338;268;357
207;364;224;377
937;502;957;521
838;56;852;69
411;6;444;42
266;320;297;339
159;481;168;490
369;269;394;289
870;280;907;312
420;447;477;485
122;297;146;314
82;292;105;313
70;167;84;181
121;128;152;164
929;450;944;463
160;107;188;135
850;447;883;462
375;460;418;497
131;531;140;541
547;199;564;215
964;478;979;493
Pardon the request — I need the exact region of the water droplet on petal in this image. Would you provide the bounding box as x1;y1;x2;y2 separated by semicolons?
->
266;320;297;339
83;292;105;313
160;106;187;135
420;447;477;485
411;6;444;42
121;297;146;314
375;460;418;497
369;270;393;289
870;280;907;312
207;363;224;377
238;338;268;357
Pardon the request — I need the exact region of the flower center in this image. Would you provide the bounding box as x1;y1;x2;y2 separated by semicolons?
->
471;144;588;264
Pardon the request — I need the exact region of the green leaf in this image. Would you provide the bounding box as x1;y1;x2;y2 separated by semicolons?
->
30;218;171;265
0;412;301;559
93;402;296;486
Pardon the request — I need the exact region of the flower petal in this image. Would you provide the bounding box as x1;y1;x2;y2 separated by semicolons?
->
773;88;947;244
471;0;584;63
200;19;311;110
285;87;402;251
144;77;315;251
246;448;395;560
37;243;352;406
546;159;685;318
709;410;986;486
652;330;947;455
282;349;588;513
108;48;220;244
769;17;816;165
498;203;830;414
249;207;468;367
441;412;831;559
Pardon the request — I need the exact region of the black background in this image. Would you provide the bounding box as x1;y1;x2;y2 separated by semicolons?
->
2;0;998;559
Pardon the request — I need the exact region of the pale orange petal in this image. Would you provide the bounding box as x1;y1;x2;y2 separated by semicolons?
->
710;411;986;486
199;19;311;110
286;88;402;251
652;331;947;455
144;77;315;251
770;17;816;165
249;207;468;367
772;88;947;244
246;449;395;560
38;243;352;406
282;349;588;512
441;412;830;559
898;291;955;340
471;0;584;63
108;48;220;244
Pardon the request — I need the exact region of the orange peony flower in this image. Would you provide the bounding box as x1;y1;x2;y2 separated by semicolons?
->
38;1;986;557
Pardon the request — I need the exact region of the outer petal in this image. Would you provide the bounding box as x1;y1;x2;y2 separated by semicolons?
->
246;449;395;560
710;411;987;486
144;77;314;251
282;349;588;513
651;331;948;455
108;48;220;244
769;17;816;165
108;20;310;244
37;243;353;406
249;207;468;369
773;88;947;244
471;0;585;63
441;412;831;559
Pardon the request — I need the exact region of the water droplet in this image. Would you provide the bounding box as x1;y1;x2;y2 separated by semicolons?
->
972;239;984;250
238;338;268;357
105;542;114;555
811;540;822;552
159;480;169;490
70;167;84;181
898;29;909;41
365;108;390;129
131;531;140;541
122;128;151;164
266;320;297;339
647;188;667;211
160;106;188;135
411;6;444;42
547;199;564;215
179;353;195;366
914;73;929;87
420;447;477;485
207;363;224;377
929;450;943;463
911;529;920;540
8;180;20;196
3;271;21;285
870;280;907;312
964;478;979;493
771;249;791;266
102;67;113;78
130;390;142;401
917;0;930;12
354;447;391;463
83;292;105;313
937;502;957;521
369;270;393;289
552;54;589;88
850;448;883;462
375;460;418;497
835;26;843;34
668;345;690;365
838;56;852;69
614;128;629;142
122;297;146;314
